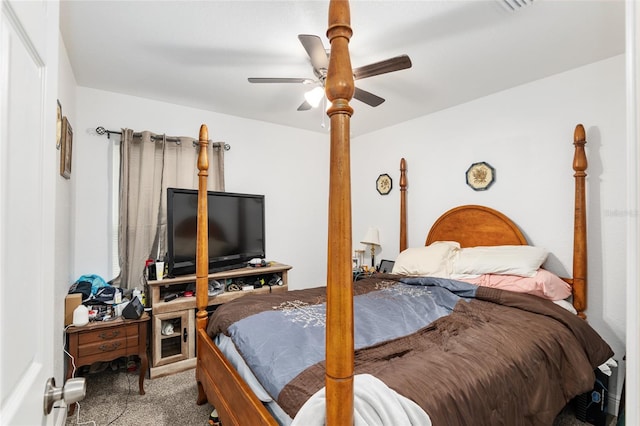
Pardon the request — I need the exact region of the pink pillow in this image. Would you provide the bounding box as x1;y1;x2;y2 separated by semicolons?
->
458;269;571;301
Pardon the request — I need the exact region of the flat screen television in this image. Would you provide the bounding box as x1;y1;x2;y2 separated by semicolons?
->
166;188;266;276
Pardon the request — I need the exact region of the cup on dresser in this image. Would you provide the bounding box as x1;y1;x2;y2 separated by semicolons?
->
155;261;165;281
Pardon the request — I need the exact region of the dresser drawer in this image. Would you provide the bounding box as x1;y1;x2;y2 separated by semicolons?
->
78;345;128;360
77;335;141;358
78;324;138;345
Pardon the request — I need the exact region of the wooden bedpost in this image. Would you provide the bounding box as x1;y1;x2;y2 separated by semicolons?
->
196;125;210;331
572;124;588;319
325;1;355;425
400;158;408;252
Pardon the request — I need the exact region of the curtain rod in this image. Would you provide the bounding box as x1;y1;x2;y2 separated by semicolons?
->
95;126;231;151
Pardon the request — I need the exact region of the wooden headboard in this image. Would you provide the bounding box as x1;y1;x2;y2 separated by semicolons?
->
426;205;528;247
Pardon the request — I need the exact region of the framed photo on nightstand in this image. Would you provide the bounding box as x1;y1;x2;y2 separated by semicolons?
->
378;259;395;273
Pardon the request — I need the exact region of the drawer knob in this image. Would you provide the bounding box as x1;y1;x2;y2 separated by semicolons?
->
99;330;120;339
99;342;121;352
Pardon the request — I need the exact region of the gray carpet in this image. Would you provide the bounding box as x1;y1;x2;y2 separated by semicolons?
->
65;364;212;426
65;361;612;426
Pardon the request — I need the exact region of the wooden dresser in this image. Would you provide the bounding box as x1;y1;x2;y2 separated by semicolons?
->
65;313;150;413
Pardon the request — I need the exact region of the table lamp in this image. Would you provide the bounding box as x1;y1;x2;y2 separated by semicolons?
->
360;227;381;268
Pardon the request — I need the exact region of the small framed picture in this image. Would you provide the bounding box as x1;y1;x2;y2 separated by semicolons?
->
352;257;360;270
60;117;73;179
376;173;392;195
378;259;395;273
465;161;495;191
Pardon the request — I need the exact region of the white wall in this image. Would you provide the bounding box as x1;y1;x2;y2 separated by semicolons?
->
351;54;627;410
73;88;330;290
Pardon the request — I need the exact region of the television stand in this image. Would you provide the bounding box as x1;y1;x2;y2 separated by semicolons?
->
146;262;291;378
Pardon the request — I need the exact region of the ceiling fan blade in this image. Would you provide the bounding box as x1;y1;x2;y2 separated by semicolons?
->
353;55;412;80
354;87;385;107
248;77;313;84
298;34;329;71
297;100;312;111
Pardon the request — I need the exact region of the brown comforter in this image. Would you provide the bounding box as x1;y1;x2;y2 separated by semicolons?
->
207;275;613;425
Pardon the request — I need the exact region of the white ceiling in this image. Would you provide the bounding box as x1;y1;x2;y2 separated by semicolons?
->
59;0;625;137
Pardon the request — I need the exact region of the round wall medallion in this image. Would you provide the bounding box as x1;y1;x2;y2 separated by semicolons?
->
376;173;392;195
466;162;495;191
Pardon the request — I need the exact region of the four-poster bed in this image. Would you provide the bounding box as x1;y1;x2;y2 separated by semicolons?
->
190;1;611;425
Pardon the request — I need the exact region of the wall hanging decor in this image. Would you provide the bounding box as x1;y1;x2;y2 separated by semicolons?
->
376;173;392;195
60;117;73;179
466;161;495;191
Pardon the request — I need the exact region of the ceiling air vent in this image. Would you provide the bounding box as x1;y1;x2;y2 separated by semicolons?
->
498;0;534;12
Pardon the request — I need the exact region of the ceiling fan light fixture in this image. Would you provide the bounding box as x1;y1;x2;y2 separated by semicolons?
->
304;86;325;108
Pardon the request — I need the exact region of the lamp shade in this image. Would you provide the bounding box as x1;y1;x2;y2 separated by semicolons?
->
360;227;380;247
304;86;325;108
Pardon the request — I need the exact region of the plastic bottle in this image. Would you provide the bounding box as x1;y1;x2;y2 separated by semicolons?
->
132;287;141;302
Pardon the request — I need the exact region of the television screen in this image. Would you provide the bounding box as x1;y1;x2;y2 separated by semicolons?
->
167;188;265;276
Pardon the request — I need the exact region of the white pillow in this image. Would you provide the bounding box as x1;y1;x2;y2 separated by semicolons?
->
553;298;578;315
452;245;548;277
392;241;460;277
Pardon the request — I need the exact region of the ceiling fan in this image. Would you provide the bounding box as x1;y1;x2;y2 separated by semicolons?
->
248;34;412;111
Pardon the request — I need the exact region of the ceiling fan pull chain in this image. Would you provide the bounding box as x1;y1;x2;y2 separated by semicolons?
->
321;97;327;128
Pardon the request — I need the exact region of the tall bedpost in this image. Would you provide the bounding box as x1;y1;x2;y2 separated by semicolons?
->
325;1;355;424
196;125;210;331
400;158;408;252
572;124;588;319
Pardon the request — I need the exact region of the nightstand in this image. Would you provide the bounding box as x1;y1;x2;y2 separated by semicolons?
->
65;313;150;414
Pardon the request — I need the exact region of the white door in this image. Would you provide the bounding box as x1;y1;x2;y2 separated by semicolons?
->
0;0;59;424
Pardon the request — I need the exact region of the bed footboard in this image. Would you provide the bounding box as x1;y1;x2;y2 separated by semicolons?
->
196;328;278;426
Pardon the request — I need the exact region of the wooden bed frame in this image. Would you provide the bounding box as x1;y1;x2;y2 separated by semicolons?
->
192;2;589;424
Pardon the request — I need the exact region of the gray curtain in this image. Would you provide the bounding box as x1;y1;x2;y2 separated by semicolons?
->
116;130;225;290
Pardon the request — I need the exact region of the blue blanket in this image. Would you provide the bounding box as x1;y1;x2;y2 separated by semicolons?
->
226;277;478;400
206;274;613;424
